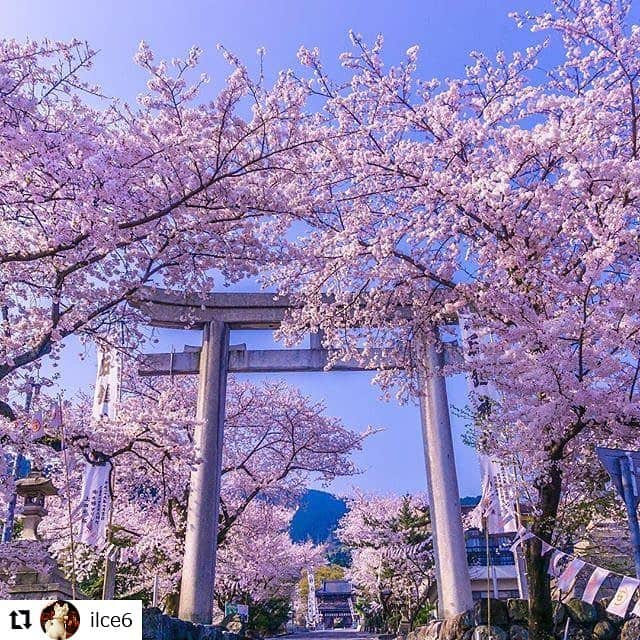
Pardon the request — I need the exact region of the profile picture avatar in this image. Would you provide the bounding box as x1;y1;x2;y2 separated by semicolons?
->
39;600;81;640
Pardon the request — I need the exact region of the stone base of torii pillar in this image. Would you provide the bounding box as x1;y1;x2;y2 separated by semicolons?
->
131;287;473;623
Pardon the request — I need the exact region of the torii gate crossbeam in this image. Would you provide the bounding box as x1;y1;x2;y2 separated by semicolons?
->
130;287;472;623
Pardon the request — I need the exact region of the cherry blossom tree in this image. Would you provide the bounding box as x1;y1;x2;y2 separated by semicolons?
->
214;502;324;632
0;37;332;600
263;2;640;636
0;540;49;598
0;382;54;588
0;37;327;419
12;371;367;616
337;492;434;632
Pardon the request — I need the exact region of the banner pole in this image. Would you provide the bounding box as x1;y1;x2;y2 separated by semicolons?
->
102;465;117;600
59;396;78;599
152;575;160;607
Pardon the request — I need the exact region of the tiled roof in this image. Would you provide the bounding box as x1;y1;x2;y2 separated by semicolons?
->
317;580;352;595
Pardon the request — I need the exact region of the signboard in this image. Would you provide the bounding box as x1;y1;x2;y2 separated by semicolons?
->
597;446;640;578
224;603;249;622
596;447;640;506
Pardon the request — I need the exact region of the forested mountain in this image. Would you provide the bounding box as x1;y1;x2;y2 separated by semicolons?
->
289;490;347;544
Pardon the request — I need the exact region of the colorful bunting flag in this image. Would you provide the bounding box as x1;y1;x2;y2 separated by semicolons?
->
485;519;640;618
581;567;611;605
557;558;586;592
510;530;534;552
27;410;44;439
548;550;568;578
607;576;640;618
50;403;63;430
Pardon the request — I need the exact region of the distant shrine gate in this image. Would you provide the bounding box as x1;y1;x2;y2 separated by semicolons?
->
131;288;473;623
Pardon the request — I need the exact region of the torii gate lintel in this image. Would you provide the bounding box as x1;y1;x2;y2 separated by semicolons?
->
139;344;379;376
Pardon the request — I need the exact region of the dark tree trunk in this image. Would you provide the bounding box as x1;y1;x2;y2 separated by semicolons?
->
526;463;563;640
526;537;554;640
165;591;179;617
0;398;16;421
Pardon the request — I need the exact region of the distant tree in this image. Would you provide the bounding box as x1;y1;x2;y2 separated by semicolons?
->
326;545;352;568
337;492;434;632
245;596;293;636
298;564;346;601
214;503;324;620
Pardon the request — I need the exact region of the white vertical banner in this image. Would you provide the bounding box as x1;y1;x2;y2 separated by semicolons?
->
77;460;112;547
75;345;120;548
92;347;122;420
460;315;517;534
306;568;318;625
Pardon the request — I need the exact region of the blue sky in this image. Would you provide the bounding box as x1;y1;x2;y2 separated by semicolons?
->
1;0;562;498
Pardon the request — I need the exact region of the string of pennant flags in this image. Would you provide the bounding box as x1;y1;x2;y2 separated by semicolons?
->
510;526;640;619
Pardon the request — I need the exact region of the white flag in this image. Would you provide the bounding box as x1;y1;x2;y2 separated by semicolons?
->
581;567;610;605
76;461;112;547
607;576;640;617
547;550;568;578
510;529;534;553
557;558;585;592
27;410;45;440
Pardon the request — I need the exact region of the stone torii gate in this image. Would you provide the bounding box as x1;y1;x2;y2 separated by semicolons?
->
131;287;472;623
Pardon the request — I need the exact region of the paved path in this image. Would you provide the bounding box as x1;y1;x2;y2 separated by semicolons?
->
274;630;380;640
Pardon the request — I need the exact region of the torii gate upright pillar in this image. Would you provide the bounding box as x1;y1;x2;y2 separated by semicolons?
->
417;333;473;618
179;321;229;623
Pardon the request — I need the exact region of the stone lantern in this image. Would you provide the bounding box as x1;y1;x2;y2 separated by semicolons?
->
6;470;82;601
15;469;58;540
